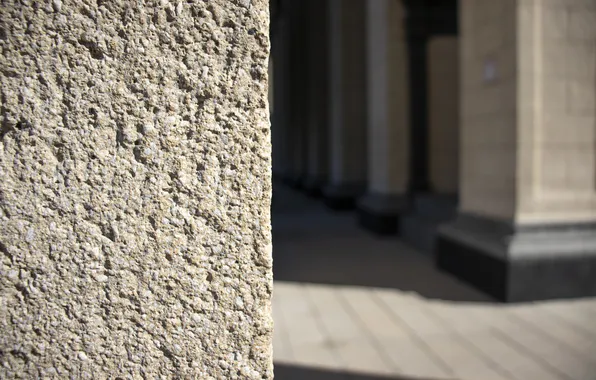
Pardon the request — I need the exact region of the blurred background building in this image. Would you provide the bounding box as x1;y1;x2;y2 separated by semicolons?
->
268;0;596;303
268;1;596;378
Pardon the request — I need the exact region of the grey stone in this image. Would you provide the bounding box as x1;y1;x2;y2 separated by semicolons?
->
439;213;596;260
0;0;272;378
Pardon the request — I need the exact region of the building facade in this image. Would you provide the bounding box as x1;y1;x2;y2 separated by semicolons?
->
270;0;596;302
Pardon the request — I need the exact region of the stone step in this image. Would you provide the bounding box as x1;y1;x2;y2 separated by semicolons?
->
400;214;439;254
401;194;457;254
413;194;457;222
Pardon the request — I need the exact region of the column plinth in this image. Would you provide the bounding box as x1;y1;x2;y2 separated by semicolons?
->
357;0;409;233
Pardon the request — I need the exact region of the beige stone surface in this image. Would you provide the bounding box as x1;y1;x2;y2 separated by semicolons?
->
516;0;596;223
365;0;409;195
459;0;519;220
328;0;367;185
460;0;596;223
0;0;272;378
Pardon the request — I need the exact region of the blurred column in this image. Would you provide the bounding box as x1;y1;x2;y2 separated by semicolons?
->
428;37;459;197
322;0;368;209
302;0;329;196
270;0;291;181
405;1;431;194
437;0;596;302
356;0;409;235
273;0;308;187
399;1;459;252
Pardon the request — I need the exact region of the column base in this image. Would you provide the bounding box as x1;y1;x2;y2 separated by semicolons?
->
436;213;596;302
281;174;303;189
356;192;406;235
322;181;366;210
400;193;457;253
301;176;326;198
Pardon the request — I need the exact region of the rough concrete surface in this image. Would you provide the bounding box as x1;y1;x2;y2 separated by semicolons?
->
0;0;272;378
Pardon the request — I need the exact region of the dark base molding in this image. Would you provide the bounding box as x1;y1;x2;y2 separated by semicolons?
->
358;209;399;235
436;236;508;300
323;195;356;210
400;193;457;253
436;214;596;302
356;192;406;235
322;181;365;211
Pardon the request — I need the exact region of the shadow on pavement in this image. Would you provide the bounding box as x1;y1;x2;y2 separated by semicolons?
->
272;182;496;303
274;363;455;380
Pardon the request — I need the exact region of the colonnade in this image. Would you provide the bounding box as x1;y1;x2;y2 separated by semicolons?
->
270;0;596;302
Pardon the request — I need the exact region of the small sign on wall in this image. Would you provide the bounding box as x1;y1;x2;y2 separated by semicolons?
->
483;59;497;83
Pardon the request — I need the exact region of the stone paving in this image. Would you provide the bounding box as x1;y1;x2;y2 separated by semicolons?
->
271;183;596;380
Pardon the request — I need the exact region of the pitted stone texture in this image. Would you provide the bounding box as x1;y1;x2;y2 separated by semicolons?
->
0;0;272;378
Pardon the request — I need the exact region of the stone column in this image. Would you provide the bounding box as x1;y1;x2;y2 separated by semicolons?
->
428;37;460;196
437;0;596;302
271;1;291;181
394;1;459;251
406;2;432;194
0;1;272;377
302;0;329;197
322;0;368;209
284;0;309;187
356;0;409;234
272;0;306;187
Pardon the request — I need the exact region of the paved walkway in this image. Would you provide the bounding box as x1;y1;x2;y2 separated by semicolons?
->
271;183;596;380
